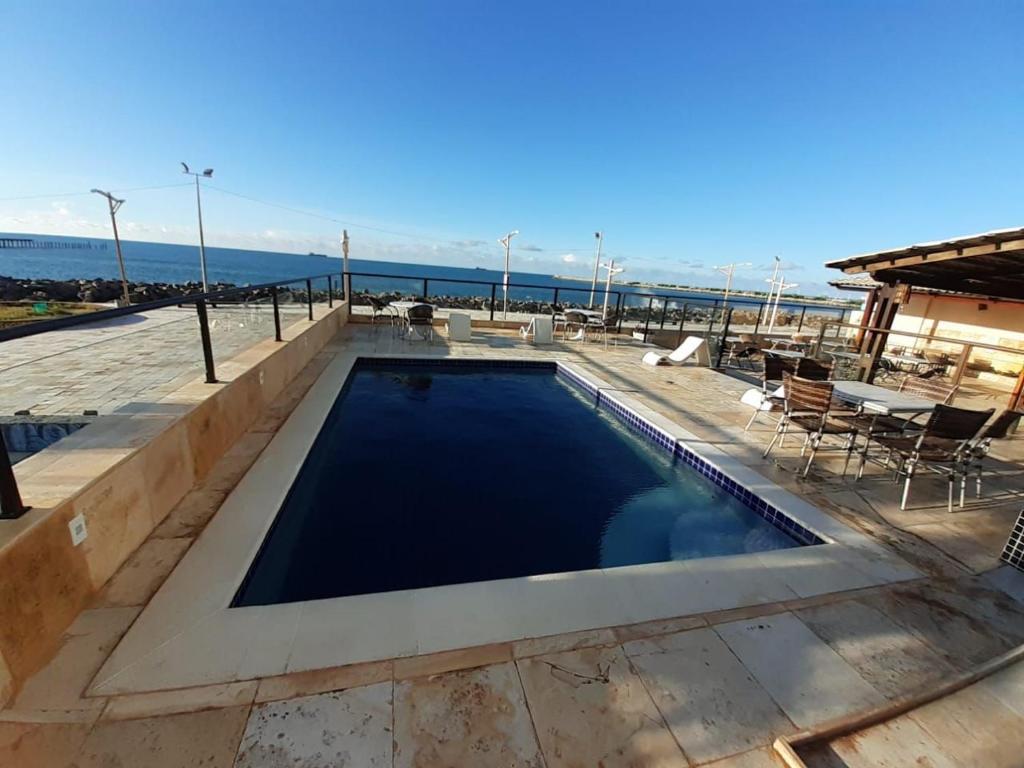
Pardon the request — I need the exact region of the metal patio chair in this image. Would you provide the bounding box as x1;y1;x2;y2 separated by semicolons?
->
562;310;589;341
962;409;1023;505
550;303;568;337
868;403;994;512
366;295;398;331
406;303;434;342
762;373;860;478
744;354;797;432
586;312;620;347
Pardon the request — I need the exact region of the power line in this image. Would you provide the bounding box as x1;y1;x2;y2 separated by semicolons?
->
0;182;192;202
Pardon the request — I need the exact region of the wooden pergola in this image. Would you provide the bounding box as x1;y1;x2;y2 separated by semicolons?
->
826;227;1024;409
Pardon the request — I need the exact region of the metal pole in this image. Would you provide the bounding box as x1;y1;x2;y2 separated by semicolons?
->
677;303;688;346
715;308;734;368
753;302;762;336
195;175;209;293
588;231;603;308
195;300;217;383
503;240;510;318
552;287;560;307
306;278;313;321
707;300;718;336
797;306;806;332
423;278;429;301
271;287;282;341
659;298;669;329
490;284;496;322
327;276;334;308
643;296;654;341
615;293;624;333
0;431;27;519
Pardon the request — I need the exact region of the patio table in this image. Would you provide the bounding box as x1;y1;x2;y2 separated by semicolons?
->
764;348;805;359
831;380;936;417
882;352;930;373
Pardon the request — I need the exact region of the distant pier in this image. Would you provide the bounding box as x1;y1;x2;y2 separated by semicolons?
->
0;237;104;250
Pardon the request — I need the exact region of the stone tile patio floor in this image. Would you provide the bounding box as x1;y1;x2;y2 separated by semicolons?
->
3;325;1024;767
0;303;314;417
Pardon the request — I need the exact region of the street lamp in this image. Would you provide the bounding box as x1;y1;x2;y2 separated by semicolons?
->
588;231;604;308
181;162;214;292
713;261;752;309
600;259;624;320
91;189;130;306
498;230;519;318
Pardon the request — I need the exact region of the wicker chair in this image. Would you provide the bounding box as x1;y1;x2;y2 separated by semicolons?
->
962;409;1023;505
562;310;589;341
406;303;434;342
869;404;994;512
842;375;959;457
366;296;398;329
762;373;860;478
744;355;797;432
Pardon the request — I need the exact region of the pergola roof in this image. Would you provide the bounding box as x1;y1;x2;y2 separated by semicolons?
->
826;227;1024;300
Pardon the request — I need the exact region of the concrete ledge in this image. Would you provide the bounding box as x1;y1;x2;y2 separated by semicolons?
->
0;303;348;705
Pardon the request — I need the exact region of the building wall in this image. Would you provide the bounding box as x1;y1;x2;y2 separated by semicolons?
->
851;292;1024;376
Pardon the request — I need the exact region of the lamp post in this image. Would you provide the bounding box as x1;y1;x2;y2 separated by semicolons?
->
762;255;781;325
341;229;350;302
498;230;519;319
600;259;624;320
91;189;130;306
588;231;604;308
713;261;752;310
767;278;800;333
181;163;214;292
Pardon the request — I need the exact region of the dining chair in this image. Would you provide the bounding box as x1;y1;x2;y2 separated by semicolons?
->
587;313;620;347
366;296;397;330
744;355;796;431
762;373;860;478
562;310;589;341
962;409;1023;505
406;303;434;342
868;403;994;512
550;303;568;337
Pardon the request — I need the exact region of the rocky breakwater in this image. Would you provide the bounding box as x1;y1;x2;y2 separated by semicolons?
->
0;276;246;304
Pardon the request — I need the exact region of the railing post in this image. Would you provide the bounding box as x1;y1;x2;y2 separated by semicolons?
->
797;306;807;332
423;278;429;301
490;284;496;321
707;301;718;336
676;303;688;346
327;276;334;308
271;286;282;342
659;298;669;329
344;272;352;319
615;293;624;333
715;307;734;368
753;302;762;336
643;296;654;342
195;299;217;383
306;279;313;321
552;287;560;307
0;431;28;519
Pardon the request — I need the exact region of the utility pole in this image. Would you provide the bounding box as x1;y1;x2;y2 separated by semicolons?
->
181;163;214;292
498;230;519;319
91;189;130;306
600;259;624;320
341;229;350;303
588;231;604;308
713;261;752;310
762;256;781;325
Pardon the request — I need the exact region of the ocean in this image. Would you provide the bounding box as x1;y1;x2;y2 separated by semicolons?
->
0;232;843;315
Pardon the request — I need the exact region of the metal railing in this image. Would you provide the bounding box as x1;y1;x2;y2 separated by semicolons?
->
0;271;343;519
345;270;853;337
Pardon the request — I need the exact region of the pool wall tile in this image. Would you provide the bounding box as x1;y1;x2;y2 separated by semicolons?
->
554;362;824;547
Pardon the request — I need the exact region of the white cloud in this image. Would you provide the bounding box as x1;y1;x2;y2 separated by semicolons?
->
561;253;576;263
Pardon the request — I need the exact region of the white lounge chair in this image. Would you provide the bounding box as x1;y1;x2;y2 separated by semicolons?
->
642;336;709;367
519;316;553;344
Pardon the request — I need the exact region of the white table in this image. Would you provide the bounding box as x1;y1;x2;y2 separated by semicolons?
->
831;380;936;417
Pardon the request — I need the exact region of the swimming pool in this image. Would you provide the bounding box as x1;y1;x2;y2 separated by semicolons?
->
234;359;819;606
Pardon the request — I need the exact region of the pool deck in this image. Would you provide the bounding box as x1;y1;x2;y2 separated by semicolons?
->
3;324;1023;767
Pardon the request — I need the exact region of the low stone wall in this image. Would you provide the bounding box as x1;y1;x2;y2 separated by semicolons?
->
0;302;348;706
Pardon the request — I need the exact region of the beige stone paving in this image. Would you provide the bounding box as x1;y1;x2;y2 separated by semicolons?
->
2;324;1024;767
0;304;324;417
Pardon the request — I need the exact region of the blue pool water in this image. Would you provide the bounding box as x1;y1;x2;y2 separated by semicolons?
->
234;363;799;606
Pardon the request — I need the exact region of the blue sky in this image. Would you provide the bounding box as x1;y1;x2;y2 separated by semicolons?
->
1;0;1021;295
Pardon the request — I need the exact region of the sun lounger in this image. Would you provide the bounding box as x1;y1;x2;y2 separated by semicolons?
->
642;336;709;366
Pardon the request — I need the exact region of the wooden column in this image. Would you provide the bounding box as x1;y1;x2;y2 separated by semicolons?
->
857;283;901;383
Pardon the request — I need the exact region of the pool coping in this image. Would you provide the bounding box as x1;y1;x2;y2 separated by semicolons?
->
89;351;922;696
